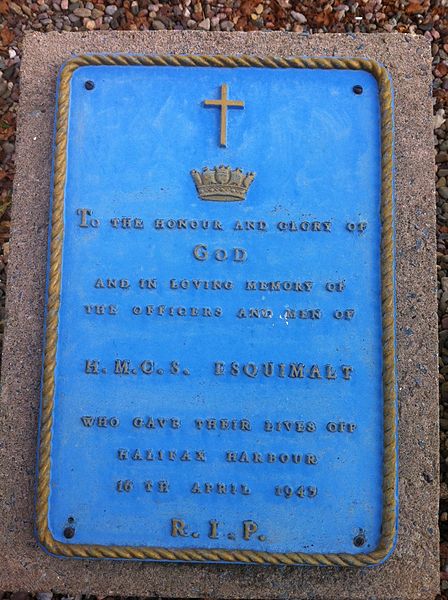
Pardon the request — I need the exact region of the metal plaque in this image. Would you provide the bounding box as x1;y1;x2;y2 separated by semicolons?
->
36;55;397;566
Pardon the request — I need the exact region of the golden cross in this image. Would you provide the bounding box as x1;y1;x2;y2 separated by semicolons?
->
204;83;244;147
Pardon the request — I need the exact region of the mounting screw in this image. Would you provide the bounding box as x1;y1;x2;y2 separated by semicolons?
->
353;85;363;95
63;526;75;539
84;80;95;91
353;533;365;547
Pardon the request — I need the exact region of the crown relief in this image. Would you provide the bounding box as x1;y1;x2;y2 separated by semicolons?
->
191;166;255;202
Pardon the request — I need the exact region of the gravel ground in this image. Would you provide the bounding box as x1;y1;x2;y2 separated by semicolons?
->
0;0;447;597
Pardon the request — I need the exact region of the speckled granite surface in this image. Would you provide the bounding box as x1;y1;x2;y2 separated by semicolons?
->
0;32;438;599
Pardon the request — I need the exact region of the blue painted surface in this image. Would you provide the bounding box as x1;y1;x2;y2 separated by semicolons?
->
45;63;391;558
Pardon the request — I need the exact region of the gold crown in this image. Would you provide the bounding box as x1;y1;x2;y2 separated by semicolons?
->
191;166;255;202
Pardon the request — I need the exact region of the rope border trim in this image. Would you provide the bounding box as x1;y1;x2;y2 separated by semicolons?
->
36;53;397;566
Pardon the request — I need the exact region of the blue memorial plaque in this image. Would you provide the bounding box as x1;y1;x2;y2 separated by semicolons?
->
36;55;397;566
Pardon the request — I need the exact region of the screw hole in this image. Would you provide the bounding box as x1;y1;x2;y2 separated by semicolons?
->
353;85;363;95
84;80;95;91
63;526;75;539
67;516;74;524
353;534;365;547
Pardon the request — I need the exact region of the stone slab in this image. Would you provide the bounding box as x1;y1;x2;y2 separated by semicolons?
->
0;31;438;599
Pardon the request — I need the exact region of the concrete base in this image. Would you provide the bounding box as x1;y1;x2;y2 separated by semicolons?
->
0;32;438;599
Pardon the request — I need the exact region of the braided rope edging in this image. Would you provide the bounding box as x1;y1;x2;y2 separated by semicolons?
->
36;53;397;567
